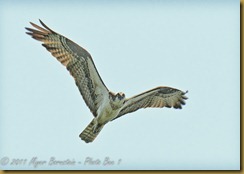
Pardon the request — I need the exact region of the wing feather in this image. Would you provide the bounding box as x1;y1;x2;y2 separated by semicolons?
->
26;20;109;116
113;86;188;120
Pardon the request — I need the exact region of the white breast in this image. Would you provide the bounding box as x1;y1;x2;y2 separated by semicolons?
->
96;97;121;125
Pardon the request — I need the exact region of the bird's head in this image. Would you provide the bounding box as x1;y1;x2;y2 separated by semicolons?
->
109;92;126;104
116;92;125;101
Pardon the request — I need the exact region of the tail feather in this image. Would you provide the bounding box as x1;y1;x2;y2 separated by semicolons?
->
79;119;104;143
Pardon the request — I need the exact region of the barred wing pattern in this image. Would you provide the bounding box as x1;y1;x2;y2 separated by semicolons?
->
25;20;108;117
114;87;188;120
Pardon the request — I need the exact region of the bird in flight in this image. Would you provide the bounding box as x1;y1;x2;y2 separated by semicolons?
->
25;20;188;143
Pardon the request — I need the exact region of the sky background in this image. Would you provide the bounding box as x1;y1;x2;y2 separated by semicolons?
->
0;0;240;170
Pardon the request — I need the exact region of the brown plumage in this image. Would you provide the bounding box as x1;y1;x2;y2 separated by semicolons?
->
114;87;188;120
26;20;188;143
26;20;108;117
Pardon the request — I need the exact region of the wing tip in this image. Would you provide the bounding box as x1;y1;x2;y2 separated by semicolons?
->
26;19;55;35
181;90;188;100
39;19;55;33
172;89;188;109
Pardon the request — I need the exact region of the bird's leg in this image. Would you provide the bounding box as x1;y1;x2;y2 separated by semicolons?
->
92;119;98;133
91;119;103;134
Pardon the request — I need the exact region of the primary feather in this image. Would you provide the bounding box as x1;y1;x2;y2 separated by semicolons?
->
26;19;108;117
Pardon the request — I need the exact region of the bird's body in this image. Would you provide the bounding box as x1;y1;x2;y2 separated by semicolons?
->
25;20;188;143
96;92;124;126
80;92;125;142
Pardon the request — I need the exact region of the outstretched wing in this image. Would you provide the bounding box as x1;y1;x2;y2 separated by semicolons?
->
113;86;188;120
25;20;109;117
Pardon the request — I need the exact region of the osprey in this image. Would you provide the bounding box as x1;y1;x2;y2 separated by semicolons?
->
25;20;188;143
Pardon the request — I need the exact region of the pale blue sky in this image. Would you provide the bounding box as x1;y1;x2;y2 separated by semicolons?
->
0;0;240;170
